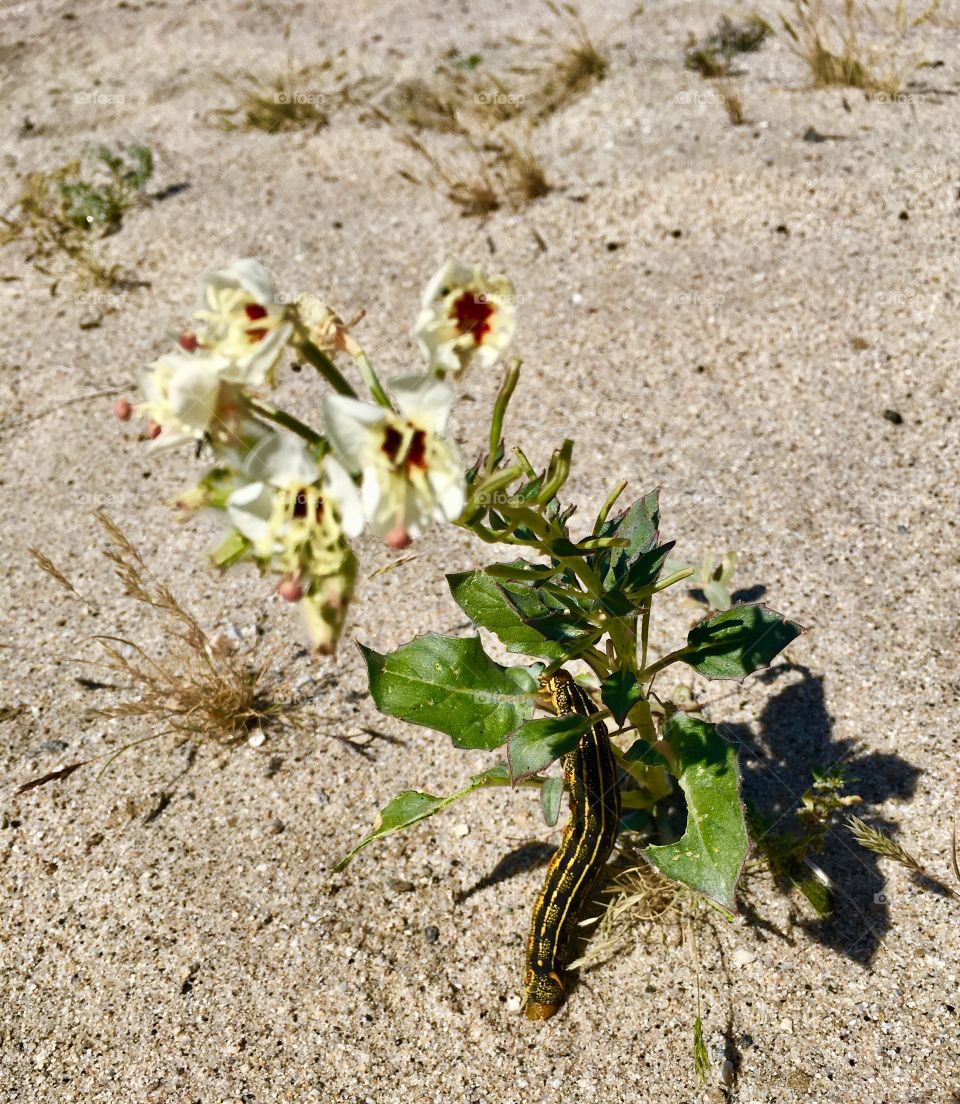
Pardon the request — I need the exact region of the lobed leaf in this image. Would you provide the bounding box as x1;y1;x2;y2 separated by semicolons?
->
600;669;644;726
595;487;662;587
359;634;537;750
630;714;749;911
333;765;510;871
507;712;593;781
683;603;803;680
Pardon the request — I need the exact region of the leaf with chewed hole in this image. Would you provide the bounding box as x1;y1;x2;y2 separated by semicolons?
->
629;714;749;910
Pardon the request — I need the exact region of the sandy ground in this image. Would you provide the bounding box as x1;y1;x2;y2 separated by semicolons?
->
1;0;960;1100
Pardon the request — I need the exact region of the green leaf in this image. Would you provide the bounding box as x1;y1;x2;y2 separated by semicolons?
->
620;540;676;597
595;487;661;587
209;528;250;569
600;670;644;726
447;567;569;661
332;765;510;871
635;714;749;911
507;713;593;781
540;776;565;827
684;604;803;680
702;579;732;611
359;634;537;750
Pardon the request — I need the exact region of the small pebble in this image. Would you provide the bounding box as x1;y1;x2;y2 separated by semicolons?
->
247;730;266;748
452;822;470;838
883;408;904;425
779;1017;794;1034
424;925;439;943
388;878;414;894
732;948;756;968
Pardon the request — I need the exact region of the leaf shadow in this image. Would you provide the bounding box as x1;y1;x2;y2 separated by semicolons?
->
719;662;920;965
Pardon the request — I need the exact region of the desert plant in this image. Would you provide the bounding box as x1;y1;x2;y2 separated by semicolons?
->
1;143;153;287
685;13;772;77
781;0;939;95
22;514;290;793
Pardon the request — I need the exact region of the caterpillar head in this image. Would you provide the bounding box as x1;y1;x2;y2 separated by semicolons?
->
522;965;565;1021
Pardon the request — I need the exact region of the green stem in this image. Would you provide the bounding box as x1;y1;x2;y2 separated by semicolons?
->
593;478;628;534
295;338;358;398
641;645;692;685
354;350;392;409
640;603;651;672
246;398;326;448
486;359;521;476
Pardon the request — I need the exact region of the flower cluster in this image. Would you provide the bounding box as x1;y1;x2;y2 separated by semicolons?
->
123;255;517;652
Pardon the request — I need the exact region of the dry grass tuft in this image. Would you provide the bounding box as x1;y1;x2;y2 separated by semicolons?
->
213;70;330;133
1;146;153;290
782;0;940;95
718;81;747;124
22;515;292;794
568;851;683;971
537;2;608;117
91;512;288;742
848;815;959;900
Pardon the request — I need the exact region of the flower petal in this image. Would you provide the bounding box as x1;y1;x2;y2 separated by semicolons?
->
322;393;386;473
226;481;274;544
388;373;454;434
242;431;318;487
203;258;279;306
323;456;364;538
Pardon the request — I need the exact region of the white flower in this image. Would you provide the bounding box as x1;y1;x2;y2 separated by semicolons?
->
193;258;293;385
224;432;362;656
226;431;362;559
322;373;465;547
412;257;516;377
138;351;235;449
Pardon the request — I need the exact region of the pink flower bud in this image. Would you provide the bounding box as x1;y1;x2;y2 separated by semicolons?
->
114;398;133;421
386;526;412;550
178;332;199;352
146;422;162;440
277;577;304;603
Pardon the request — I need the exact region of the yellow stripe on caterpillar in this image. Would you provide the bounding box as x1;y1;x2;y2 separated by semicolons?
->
522;669;621;1021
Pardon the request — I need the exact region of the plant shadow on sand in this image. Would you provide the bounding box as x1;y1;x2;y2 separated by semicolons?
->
720;662;920;964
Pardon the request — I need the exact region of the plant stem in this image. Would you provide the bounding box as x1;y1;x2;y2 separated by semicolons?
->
486;359;521;476
353;350;392;409
593;479;628;534
295;337;358;398
246;398;326;447
641;646;692;685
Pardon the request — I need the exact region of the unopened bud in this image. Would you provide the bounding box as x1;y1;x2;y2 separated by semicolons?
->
114;398;133;421
178;332;199;352
146;422;162;440
386;526;412;550
277;577;304;603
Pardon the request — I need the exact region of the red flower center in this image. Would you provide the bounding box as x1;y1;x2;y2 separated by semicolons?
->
381;424;429;472
245;303;268;321
407;429;428;470
451;292;494;345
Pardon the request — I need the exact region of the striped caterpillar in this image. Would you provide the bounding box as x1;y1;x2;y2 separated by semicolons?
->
522;669;621;1021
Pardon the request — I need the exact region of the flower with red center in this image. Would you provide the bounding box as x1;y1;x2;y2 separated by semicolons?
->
137;351;238;450
321;373;465;546
192;258;293;386
224;430;363;653
413;257;516;377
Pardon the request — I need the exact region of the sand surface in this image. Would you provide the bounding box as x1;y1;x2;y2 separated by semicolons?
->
1;0;959;1101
